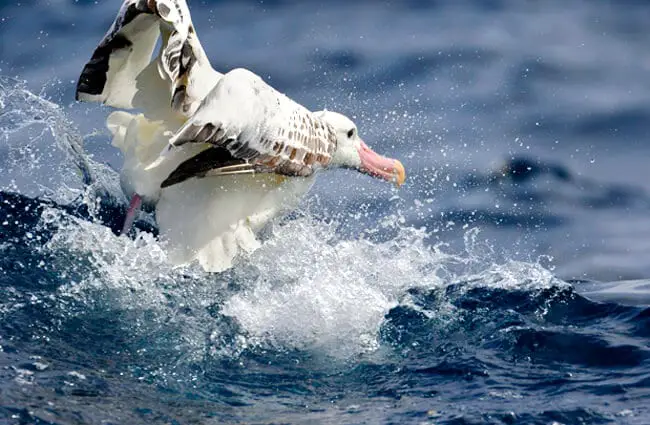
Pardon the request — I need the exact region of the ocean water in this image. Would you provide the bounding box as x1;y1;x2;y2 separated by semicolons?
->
2;0;650;423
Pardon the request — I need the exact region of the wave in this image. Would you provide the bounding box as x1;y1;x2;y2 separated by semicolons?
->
3;75;650;424
0;76;564;361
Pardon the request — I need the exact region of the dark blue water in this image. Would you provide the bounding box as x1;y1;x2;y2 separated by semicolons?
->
2;1;650;423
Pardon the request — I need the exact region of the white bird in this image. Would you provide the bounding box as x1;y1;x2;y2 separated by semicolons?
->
76;0;406;272
76;0;222;232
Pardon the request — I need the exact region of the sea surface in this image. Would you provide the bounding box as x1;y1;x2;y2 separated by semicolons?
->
1;0;650;423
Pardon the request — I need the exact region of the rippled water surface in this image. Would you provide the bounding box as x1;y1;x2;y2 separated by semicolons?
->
2;1;650;424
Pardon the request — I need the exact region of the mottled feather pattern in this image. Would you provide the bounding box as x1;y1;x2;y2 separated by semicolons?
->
172;114;336;177
158;17;219;116
258;108;337;176
169;69;338;178
141;0;203;115
76;0;211;117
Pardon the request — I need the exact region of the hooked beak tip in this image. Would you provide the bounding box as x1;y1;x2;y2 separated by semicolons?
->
393;160;406;187
357;141;407;188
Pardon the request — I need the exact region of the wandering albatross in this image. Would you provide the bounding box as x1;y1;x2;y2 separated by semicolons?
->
75;0;407;272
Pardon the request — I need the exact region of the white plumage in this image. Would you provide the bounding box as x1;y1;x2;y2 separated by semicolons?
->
76;0;220;120
77;0;406;272
154;67;338;178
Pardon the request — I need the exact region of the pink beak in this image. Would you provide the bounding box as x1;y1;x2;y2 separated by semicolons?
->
357;141;406;187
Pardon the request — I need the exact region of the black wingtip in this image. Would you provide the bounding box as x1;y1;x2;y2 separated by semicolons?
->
74;33;134;103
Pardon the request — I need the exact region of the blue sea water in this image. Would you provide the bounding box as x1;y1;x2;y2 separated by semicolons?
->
2;0;650;423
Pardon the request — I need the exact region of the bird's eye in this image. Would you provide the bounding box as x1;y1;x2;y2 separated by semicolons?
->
347;129;355;138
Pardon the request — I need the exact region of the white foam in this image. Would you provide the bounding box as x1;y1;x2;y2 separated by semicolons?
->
43;203;563;362
1;76;565;362
220;217;446;358
43;207;185;302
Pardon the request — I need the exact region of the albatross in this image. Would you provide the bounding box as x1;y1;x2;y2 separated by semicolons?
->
75;0;407;272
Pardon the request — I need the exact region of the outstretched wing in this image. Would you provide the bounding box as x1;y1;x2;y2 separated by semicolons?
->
158;68;337;180
76;0;220;118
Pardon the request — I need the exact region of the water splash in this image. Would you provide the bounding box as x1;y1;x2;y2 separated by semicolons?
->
1;74;565;365
0;76;119;206
42;203;563;364
221;217;445;358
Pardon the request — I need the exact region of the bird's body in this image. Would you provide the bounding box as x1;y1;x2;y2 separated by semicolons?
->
154;67;338;180
76;0;406;272
106;105;318;272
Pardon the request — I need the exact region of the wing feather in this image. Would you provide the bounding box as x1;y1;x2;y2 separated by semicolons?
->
165;68;338;178
75;0;221;119
160;147;251;188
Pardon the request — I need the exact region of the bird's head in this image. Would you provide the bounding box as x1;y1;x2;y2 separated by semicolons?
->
315;110;406;187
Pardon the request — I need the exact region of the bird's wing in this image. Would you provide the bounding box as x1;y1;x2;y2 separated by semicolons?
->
155;68;338;178
75;0;220;119
160;147;249;188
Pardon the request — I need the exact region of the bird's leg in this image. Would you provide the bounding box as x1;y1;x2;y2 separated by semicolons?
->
120;194;143;236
